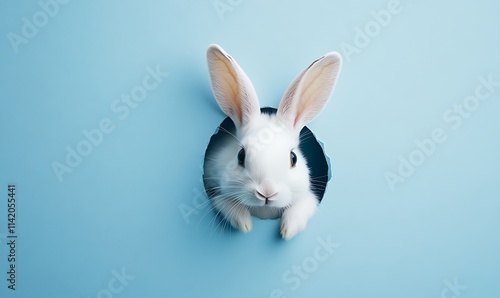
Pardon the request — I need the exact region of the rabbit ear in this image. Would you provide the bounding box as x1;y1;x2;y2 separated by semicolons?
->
277;52;342;130
207;44;260;127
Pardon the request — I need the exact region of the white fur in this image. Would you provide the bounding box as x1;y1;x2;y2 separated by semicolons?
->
205;44;342;239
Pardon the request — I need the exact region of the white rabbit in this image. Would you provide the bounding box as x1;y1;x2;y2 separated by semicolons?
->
203;44;342;240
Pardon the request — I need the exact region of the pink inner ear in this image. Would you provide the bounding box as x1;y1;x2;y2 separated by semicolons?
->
211;51;243;125
277;85;299;127
222;59;243;124
208;45;263;128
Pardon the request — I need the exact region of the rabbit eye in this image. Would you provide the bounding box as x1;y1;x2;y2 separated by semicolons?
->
238;148;245;167
290;151;297;168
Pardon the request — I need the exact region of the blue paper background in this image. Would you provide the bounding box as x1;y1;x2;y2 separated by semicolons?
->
1;1;499;297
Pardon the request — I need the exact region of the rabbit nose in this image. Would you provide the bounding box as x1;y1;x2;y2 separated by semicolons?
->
255;190;277;200
257;180;277;200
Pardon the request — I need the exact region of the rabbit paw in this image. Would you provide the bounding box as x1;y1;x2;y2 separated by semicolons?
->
280;196;318;240
280;208;308;240
231;208;253;233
